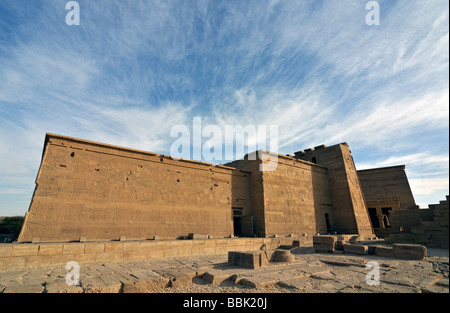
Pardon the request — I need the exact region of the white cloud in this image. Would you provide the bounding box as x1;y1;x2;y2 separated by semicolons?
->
356;153;449;172
0;0;448;215
409;178;449;196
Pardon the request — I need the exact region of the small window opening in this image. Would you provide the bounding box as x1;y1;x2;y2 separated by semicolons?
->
232;208;243;237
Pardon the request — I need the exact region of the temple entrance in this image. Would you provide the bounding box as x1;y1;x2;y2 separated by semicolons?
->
324;213;331;234
232;208;254;237
233;208;243;236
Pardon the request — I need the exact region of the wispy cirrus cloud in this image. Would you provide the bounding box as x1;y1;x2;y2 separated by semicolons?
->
0;0;448;215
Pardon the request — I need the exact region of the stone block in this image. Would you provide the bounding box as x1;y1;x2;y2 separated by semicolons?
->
148;249;165;259
11;245;39;257
84;243;105;253
3;283;45;293
0;245;13;257
0;256;26;269
191;247;204;255
393;244;427;260
313;235;337;245
73;252;98;263
51;253;76;265
215;239;228;246
335;240;345;251
313;235;336;253
114;251;136;262
62;244;86;255
343;244;368;255
336;234;359;242
228;251;266;269
178;248;192;257
238;276;279;289
203;270;235;285
104;242;123;252
204;239;216;246
38;244;64;256
123;241;142;251
214;246;228;255
178;240;194;247
374;246;394;258
164;248;179;257
140;241;156;249
188;233;209;240
25;255;53;267
156;241;172;250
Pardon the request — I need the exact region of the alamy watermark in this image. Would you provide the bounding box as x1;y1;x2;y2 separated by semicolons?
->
170;117;279;171
366;1;380;26
366;261;380;286
65;261;81;286
65;1;380;27
65;1;80;26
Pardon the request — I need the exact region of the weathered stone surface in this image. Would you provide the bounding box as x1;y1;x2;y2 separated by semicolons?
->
393;244;427;260
335;240;345;251
277;278;311;290
271;249;295;263
313;235;336;253
228;251;267;269
17;134;380;246
237;274;280;289
188;234;209;240
343;244;368;255
202;270;235;285
297;144;375;239
374;245;394;258
1;250;449;293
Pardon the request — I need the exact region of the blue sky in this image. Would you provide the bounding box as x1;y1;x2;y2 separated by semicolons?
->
0;0;448;216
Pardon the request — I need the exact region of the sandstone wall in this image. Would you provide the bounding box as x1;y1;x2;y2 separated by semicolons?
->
294;144;375;239
225;156;265;236
0;237;298;270
226;152;334;237
357;165;417;211
387;196;449;249
18;134;251;243
261;155;333;237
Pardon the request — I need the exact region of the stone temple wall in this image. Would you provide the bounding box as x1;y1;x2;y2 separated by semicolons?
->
357;165;417;211
18;133;384;244
294;143;375;239
18;134;251;243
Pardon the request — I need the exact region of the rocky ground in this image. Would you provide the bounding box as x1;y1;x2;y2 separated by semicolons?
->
0;247;448;293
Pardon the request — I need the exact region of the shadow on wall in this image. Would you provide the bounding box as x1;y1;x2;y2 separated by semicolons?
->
0;216;24;243
311;169;335;235
230;159;258;238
